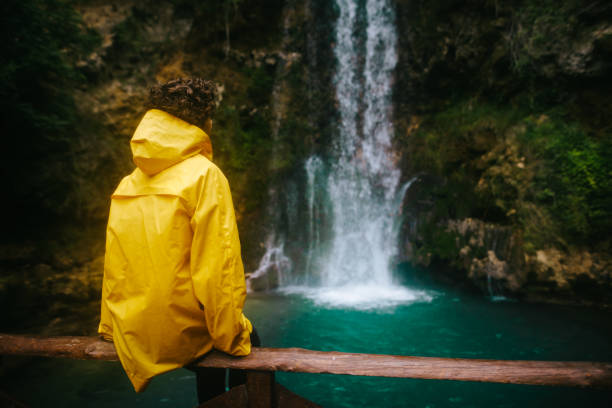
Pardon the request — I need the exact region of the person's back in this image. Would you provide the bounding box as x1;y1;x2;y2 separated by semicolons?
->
98;79;253;394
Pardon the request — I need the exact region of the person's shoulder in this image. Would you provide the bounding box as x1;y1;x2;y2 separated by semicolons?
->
182;154;224;176
187;154;225;178
184;154;213;168
112;168;141;196
180;155;229;188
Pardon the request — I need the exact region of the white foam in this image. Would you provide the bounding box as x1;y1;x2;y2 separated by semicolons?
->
281;284;434;310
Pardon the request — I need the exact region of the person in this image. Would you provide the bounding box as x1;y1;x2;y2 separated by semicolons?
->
98;78;258;403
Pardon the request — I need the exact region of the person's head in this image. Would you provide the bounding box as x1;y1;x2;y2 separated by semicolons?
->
147;78;218;133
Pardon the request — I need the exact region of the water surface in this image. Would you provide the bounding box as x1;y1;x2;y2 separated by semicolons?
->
3;278;611;407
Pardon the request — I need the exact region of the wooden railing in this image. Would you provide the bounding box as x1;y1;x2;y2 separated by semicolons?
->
1;334;612;407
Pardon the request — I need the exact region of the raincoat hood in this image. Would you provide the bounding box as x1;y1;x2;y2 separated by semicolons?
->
131;109;213;176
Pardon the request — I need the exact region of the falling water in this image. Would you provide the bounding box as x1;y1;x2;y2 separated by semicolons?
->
285;0;431;308
322;0;400;287
251;0;431;308
304;156;325;281
247;239;292;292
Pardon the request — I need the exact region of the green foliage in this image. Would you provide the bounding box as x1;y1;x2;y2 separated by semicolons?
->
213;103;271;212
246;67;275;106
0;0;99;129
216;105;269;169
0;0;100;233
418;227;460;262
220;63;311;174
412;101;519;173
408;101;522;223
522;116;612;242
213;65;275;173
407;97;611;251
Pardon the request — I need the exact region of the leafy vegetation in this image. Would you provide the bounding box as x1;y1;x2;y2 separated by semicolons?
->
0;0;100;236
406;97;611;257
521;116;612;242
2;0;608;301
396;0;612;275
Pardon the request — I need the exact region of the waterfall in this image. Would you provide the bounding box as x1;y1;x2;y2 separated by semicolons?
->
321;0;400;287
304;156;325;282
286;0;430;309
252;0;432;308
247;239;292;292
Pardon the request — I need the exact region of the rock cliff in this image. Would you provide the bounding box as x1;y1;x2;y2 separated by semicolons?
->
395;0;612;304
1;0;610;318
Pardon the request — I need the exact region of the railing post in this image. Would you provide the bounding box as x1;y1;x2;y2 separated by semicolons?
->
246;370;276;408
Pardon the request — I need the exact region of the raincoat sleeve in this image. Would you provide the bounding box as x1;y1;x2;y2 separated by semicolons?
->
190;166;253;356
98;248;114;341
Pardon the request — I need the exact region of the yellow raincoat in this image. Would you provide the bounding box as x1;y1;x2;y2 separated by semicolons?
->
98;109;252;392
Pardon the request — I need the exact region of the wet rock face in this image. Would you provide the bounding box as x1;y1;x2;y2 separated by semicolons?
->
393;0;612;305
510;19;612;78
0;253;105;335
74;1;196;140
246;268;280;292
446;218;526;293
402;214;612;302
394;0;612;112
469;250;518;291
227;49;302;70
526;249;611;293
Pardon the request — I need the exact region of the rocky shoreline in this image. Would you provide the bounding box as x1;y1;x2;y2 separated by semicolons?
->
402;216;612;306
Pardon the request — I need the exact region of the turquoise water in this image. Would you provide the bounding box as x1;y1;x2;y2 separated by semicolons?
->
2;277;612;407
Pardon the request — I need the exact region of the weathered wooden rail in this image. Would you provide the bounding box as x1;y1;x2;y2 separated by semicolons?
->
1;334;612;407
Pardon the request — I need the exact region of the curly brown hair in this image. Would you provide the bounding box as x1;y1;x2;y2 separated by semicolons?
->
147;78;218;129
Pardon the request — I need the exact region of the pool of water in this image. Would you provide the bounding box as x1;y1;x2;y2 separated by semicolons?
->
2;277;612;407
